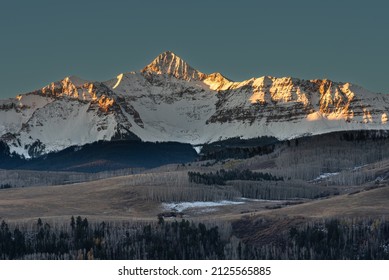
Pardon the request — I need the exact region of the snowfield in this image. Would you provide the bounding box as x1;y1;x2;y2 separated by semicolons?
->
162;200;245;212
1;51;389;157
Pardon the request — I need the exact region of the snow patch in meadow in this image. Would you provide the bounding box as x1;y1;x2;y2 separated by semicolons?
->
162;200;244;212
240;197;283;203
313;172;339;181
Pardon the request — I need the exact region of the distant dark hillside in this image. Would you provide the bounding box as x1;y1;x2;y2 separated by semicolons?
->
199;130;389;162
0;141;24;168
199;136;279;160
0;140;198;172
2;129;389;173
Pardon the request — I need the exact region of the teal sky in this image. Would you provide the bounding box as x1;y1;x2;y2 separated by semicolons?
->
0;0;388;99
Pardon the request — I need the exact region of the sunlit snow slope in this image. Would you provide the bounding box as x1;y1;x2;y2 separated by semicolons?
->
1;51;389;158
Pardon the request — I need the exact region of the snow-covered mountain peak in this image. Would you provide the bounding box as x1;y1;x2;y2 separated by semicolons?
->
141;51;206;81
203;72;233;91
2;51;389;158
26;76;117;107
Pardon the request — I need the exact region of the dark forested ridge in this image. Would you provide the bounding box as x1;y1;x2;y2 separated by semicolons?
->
0;140;197;172
199;130;389;161
2;129;389;172
199;136;279;160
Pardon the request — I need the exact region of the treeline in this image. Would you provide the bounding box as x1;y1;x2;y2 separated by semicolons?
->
232;217;389;260
285;219;389;259
146;184;240;203
0;184;12;189
0;217;101;260
188;169;283;185
217;130;389;184
133;172;329;202
0;217;226;260
200;145;276;161
340;130;389;142
230;180;338;200
271;133;389;182
0;168;144;188
199;136;279;161
1;216;388;260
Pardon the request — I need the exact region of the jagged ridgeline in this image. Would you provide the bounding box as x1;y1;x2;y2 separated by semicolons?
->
1;51;389;161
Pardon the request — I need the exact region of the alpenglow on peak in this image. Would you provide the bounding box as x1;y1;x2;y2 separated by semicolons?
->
141;51;206;81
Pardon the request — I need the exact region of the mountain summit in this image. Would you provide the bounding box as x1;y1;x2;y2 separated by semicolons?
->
142;51;206;81
1;51;389;158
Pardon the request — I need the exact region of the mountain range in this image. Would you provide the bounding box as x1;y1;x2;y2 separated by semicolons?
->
1;50;389;159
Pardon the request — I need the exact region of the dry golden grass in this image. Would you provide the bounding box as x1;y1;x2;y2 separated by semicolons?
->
0;175;162;223
231;185;389;246
261;184;389;219
1;167;388;226
0;172;281;224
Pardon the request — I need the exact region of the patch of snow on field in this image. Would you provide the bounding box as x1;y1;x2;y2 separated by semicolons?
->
313;172;339;181
162;200;244;212
353;164;368;171
240;197;283;202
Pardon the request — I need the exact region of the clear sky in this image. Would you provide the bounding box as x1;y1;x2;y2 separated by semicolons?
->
0;0;388;99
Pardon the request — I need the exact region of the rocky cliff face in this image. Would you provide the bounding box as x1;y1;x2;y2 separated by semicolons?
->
1;51;388;158
207;77;388;125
